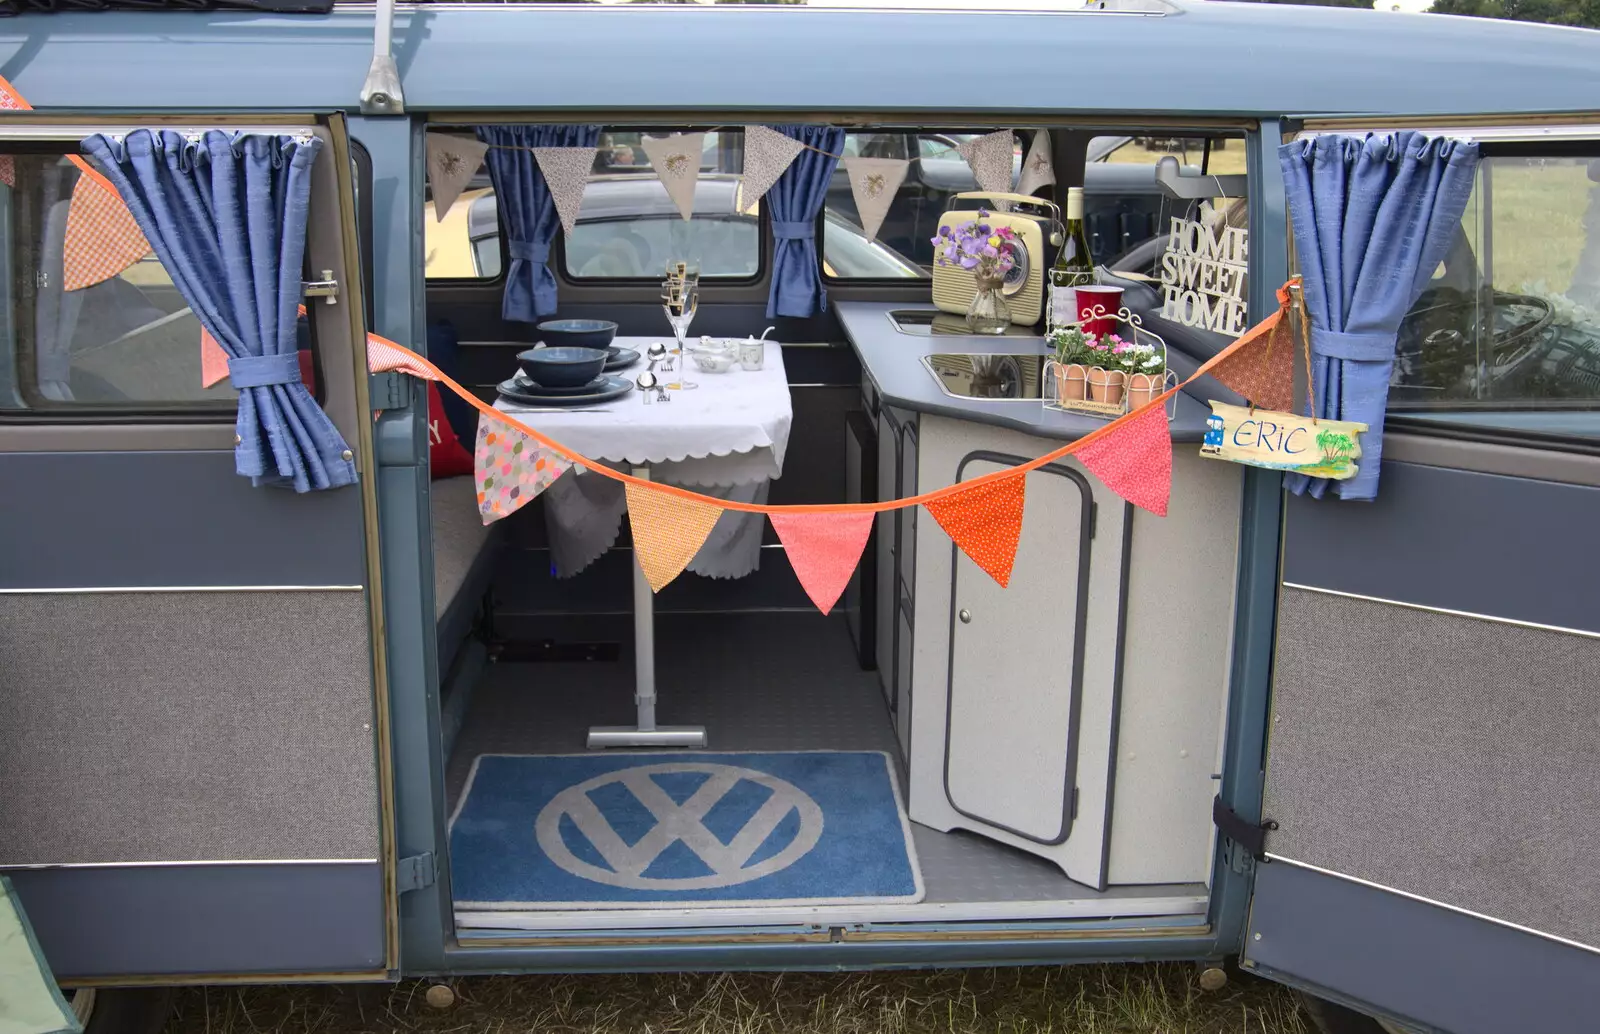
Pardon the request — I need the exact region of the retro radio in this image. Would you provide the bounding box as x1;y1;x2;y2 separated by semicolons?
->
932;192;1062;327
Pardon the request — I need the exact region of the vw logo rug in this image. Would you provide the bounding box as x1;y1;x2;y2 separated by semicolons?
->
448;751;923;909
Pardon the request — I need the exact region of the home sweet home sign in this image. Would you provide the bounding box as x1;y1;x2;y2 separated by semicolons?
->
1159;215;1248;338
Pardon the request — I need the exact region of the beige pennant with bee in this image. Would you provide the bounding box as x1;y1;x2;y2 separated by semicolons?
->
641;132;705;221
840;156;909;243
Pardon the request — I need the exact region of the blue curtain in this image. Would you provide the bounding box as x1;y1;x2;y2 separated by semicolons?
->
477;125;602;323
1280;131;1480;501
766;125;844;320
81;129;355;492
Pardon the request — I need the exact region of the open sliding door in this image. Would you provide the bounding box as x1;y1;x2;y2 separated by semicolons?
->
1244;118;1600;1032
0;113;394;982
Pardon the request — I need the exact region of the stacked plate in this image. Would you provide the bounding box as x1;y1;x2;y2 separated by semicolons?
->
497;346;640;407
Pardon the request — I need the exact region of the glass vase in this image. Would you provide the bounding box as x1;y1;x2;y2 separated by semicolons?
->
965;277;1011;335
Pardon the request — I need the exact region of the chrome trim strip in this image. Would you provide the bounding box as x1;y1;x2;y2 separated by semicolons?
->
2;859;378;870
1280;582;1600;641
1263;855;1600;958
0;585;364;594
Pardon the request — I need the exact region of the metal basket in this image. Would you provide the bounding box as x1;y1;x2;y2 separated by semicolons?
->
1043;306;1178;421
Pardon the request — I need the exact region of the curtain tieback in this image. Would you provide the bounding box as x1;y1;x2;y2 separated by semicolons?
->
507;240;552;264
227;352;303;388
1309;327;1396;362
772;220;816;241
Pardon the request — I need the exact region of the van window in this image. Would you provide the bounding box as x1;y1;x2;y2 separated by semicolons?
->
0;154;236;413
823;130;1019;279
1388;154;1600;437
425;130;762;282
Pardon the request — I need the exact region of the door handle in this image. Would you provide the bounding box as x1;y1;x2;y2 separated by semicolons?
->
958;608;972;624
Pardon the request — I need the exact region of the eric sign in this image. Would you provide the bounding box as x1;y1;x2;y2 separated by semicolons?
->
1199;401;1366;481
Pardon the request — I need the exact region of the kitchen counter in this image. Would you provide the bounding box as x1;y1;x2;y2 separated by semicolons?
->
835;301;1216;443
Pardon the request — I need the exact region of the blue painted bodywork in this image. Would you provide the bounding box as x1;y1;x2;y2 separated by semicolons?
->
1;0;1594;981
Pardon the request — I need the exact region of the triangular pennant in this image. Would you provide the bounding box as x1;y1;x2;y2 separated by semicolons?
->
625;481;723;592
476;420;572;524
839;156;909;243
426;133;490;222
62;174;150;291
201;327;229;388
957;130;1015;200
740;126;804;214
1076;402;1173;517
923;472;1026;589
532;146;598;237
640;132;704;222
1016;129;1056;197
769;511;875;616
1207;310;1295;412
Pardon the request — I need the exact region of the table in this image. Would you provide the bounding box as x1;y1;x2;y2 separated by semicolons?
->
492;336;793;749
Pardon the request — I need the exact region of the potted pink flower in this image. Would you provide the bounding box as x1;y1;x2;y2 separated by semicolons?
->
1086;333;1127;405
932;213;1020;334
1049;326;1093;401
1122;342;1166;409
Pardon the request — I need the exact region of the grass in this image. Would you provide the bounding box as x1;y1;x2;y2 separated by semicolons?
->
162;965;1311;1034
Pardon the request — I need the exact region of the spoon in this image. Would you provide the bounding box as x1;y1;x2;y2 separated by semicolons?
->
636;370;657;405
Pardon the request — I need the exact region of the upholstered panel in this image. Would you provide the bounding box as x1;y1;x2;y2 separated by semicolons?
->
1265;586;1600;950
0;590;379;865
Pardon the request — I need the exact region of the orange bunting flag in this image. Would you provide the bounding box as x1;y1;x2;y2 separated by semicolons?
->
923;471;1026;588
769;511;876;616
625;482;725;592
1075;399;1172;516
1207;313;1295;412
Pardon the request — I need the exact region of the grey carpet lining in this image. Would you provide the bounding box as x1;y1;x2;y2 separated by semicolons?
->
1266;587;1600;950
0;591;380;865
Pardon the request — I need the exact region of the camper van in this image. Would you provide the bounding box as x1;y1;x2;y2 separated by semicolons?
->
1;3;1598;1034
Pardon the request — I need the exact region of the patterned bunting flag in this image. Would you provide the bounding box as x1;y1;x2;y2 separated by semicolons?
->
769;511;876;616
532;146;598;237
1206;309;1295;412
476;420;572;524
640;132;704;222
426;133;490;222
1016;129;1056;198
923;471;1027;589
1075;400;1173;517
839;156;909;243
957;130;1015;201
740;126;804;214
625;481;724;592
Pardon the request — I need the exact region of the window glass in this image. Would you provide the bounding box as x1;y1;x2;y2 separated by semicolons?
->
1390;155;1600;436
1091;134;1250;357
823;130;1018;278
0;154;236;413
426;130;762;281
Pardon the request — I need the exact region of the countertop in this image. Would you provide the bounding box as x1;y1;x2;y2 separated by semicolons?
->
835;301;1216;444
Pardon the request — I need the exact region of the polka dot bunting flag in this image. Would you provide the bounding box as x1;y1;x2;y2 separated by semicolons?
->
1075;398;1172;517
922;470;1027;589
625;481;725;592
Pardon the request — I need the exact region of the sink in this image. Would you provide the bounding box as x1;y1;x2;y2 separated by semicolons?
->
888;308;1040;338
922;353;1046;401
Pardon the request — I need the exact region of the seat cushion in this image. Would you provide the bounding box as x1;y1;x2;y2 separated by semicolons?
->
431;475;500;674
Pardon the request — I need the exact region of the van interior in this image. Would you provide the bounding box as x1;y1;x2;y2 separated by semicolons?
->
422;123;1249;935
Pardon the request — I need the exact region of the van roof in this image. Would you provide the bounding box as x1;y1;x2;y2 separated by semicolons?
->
3;3;1598;119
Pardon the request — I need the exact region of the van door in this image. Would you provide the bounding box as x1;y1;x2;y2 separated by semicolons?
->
1242;120;1600;1032
0;114;394;981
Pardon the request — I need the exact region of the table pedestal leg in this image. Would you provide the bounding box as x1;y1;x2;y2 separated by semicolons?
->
587;465;707;749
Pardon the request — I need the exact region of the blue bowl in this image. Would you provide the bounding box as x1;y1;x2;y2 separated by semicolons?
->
535;318;619;351
516;346;608;388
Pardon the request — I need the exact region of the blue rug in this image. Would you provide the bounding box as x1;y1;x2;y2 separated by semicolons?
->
449;751;924;909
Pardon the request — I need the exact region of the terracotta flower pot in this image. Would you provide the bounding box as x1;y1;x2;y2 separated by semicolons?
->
1127;371;1163;410
1087;367;1126;405
1055;362;1088;402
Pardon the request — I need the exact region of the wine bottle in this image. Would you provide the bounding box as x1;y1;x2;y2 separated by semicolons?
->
1048;186;1096;332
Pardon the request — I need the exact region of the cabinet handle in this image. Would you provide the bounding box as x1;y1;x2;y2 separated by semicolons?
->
958;608;972;624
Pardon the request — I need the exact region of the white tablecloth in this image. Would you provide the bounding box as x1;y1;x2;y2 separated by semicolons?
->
495;337;792;579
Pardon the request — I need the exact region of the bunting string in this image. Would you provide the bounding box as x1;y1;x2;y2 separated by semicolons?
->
372;283;1292;516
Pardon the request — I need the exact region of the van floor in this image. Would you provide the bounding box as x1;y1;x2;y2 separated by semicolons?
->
444;611;1207;931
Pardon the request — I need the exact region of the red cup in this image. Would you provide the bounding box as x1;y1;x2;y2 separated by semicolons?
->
1075;285;1124;338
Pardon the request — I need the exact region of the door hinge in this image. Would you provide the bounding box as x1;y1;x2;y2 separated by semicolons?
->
1213;795;1276;873
395;851;436;894
302;270;340;304
368;371;410;411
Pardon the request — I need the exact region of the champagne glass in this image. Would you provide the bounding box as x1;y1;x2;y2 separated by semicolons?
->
661;275;699;389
